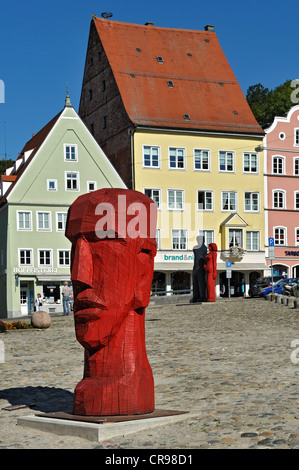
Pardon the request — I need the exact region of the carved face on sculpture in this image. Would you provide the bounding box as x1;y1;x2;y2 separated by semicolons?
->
65;188;157;351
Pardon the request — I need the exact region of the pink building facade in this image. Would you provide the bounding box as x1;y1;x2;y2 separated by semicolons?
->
264;105;299;278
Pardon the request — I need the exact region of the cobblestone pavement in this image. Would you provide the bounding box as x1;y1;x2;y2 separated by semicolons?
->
0;298;299;450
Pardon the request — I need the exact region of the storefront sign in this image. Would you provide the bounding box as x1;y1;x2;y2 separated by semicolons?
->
285;251;299;256
163;253;194;262
13;267;58;274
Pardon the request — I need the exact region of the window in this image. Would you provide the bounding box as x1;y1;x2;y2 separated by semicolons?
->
37;212;51;231
167;189;184;210
197;190;213;211
169;147;186;170
198;229;214;245
172;229;187;250
144;188;161;208
65;172;79;191
58;250;71;267
219;150;234;172
19;249;33;266
156;229;161;250
64;144;77;161
273;190;285;209
143;145;160;168
38;249;52;267
246;231;259;251
244;192;259;212
272;156;284;174
87;181;97;192
56;212;67;231
194;149;210;171
295;192;299;210
221;191;237;211
17;211;31;231
296;228;299;246
228;229;242;247
295;129;299;146
294;158;299;175
243;152;258;173
274;227;286;245
47;179;57;191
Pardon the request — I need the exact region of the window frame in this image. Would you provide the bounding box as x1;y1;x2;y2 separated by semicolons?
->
295;191;299;210
218;150;235;173
142;145;161;169
17;210;32;231
294;128;299;146
64;144;78;162
193;148;210;172
143;188;161;209
295;227;299;246
56;212;67;232
167;189;184;211
221;191;237;212
18;248;33;267
87;181;97;192
38;249;53;267
273;189;286;209
228;228;243;248
243;152;258;174
47;179;57;191
274;226;287;246
294;157;299;175
272;155;285;174
197;190;214;211
171;228;188;250
57;249;71;267
198;229;215;245
36;211;52;232
246;231;260;251
244;191;260;212
168;147;186;170
65;171;80;191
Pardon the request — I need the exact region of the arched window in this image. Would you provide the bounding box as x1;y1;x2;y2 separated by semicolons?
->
272;156;285;174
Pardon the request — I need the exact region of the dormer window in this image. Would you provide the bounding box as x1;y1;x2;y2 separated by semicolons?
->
167;80;174;88
183;114;190;121
64;144;78;162
156;56;164;63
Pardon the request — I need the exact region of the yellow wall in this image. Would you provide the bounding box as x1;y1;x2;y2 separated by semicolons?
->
133;129;264;251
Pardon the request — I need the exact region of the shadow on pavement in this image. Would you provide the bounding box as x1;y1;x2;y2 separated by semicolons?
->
0;386;74;413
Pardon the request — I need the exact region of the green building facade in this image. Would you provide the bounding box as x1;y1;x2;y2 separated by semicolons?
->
0;97;126;318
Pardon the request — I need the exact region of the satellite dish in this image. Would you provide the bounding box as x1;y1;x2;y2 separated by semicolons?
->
101;12;113;19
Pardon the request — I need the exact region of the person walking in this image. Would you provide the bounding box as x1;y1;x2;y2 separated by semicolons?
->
35;293;43;312
62;282;71;316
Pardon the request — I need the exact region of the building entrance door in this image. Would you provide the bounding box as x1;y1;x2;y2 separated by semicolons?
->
20;282;29;315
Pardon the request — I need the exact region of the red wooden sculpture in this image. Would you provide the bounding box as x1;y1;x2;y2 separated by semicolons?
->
65;188;157;416
205;243;218;302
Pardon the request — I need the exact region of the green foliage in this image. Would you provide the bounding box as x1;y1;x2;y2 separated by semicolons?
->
0;159;14;175
246;80;294;128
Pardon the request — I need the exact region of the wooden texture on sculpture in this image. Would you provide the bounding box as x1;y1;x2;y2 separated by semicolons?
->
205;243;218;302
65;188;157;416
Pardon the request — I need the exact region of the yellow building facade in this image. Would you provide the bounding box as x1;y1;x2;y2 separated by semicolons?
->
133;128;266;297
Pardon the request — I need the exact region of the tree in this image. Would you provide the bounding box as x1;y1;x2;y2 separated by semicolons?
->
0;159;14;175
246;79;294;128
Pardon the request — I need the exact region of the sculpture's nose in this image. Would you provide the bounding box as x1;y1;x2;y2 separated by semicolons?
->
71;237;93;286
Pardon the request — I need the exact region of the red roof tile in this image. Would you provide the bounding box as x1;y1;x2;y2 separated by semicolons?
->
93;18;263;135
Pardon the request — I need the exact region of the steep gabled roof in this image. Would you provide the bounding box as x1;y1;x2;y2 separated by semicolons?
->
93;18;263;135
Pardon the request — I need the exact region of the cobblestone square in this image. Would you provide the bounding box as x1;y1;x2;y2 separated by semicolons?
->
0;298;298;449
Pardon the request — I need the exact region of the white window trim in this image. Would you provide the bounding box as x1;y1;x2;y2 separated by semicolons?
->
142;145;161;169
197;189;214;212
87;181;97;192
218;150;235;173
242;151;259;174
295;227;299;246
274;226;287;246
167;188;185;211
156;229;161;250
295;191;299;210
272;155;285;174
64;143;78;162
294;128;299;147
171;228;188;250
18;248;34;267
221;190;238;212
293;157;299;175
228;228;243;248
244;191;260;213
193;148;211;172
168;146;187;171
246;230;260;251
65;171;80;191
272;189;286;209
198;229;215;245
143;188;162;209
36;211;52;232
57;249;71;267
38;249;53;267
47;179;58;191
17;210;32;231
56;212;68;232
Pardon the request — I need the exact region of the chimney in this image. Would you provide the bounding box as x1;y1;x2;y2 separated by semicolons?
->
145;22;154;26
204;25;215;32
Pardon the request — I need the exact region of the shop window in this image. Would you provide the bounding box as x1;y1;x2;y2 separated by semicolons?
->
171;271;191;294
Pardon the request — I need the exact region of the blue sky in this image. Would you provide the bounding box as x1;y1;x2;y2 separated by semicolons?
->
0;0;297;160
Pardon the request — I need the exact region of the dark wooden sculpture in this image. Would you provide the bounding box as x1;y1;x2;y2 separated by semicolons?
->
65;188;157;416
205;243;218;302
190;236;207;303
